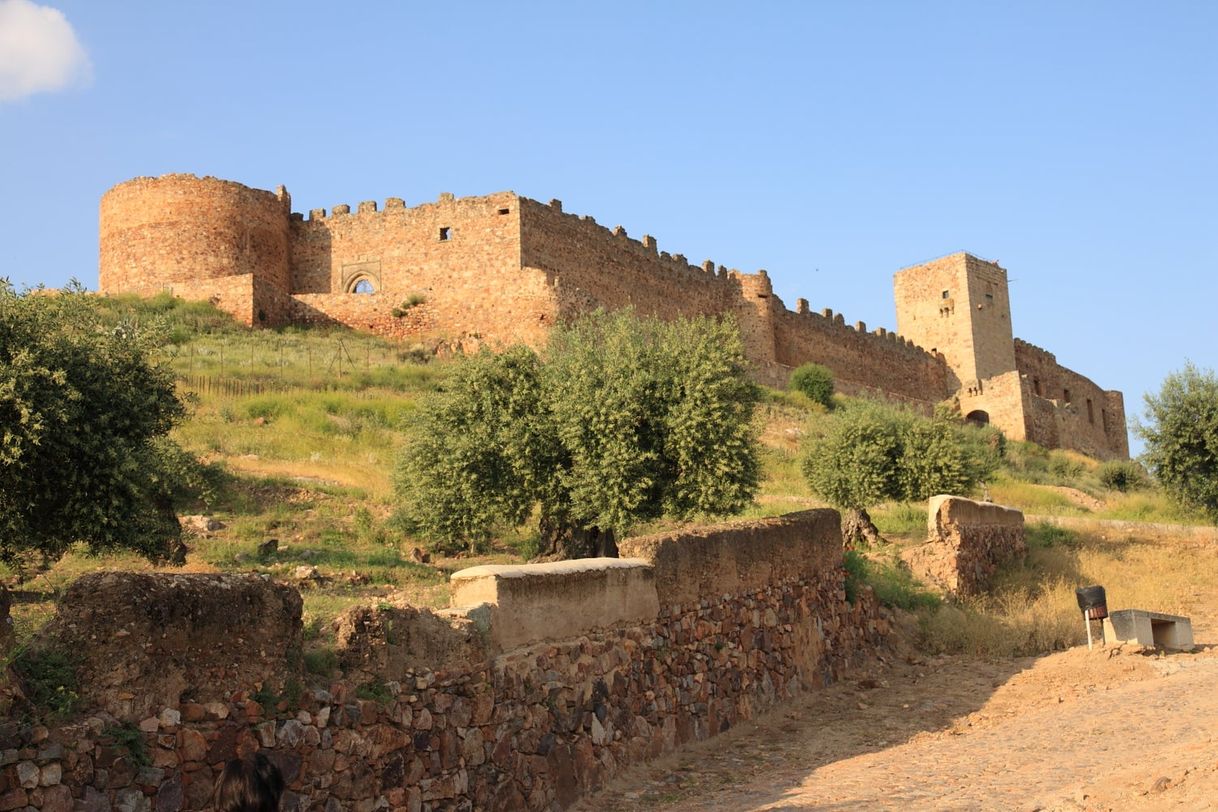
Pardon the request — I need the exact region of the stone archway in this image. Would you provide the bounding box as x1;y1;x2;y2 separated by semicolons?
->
965;409;990;427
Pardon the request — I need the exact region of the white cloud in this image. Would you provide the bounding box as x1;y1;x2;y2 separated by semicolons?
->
0;0;91;103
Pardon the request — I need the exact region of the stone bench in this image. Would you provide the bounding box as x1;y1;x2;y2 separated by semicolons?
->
1104;609;1194;651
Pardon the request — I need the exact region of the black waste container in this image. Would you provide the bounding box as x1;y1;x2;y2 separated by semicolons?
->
1075;585;1108;619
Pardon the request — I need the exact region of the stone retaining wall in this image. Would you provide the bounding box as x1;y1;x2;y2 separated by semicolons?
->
0;511;886;811
902;495;1027;596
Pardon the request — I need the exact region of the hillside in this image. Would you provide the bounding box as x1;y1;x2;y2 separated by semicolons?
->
4;295;1212;675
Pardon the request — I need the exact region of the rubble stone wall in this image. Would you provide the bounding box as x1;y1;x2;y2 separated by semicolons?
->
903;495;1027;597
0;512;885;811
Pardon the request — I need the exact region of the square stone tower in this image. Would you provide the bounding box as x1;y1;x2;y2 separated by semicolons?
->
893;252;1016;390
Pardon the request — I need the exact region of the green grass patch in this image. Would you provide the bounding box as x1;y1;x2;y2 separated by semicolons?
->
11;648;81;720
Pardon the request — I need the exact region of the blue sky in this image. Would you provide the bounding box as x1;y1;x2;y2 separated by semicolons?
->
2;2;1215;452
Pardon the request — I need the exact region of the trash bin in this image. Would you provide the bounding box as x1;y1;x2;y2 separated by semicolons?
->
1075;585;1108;620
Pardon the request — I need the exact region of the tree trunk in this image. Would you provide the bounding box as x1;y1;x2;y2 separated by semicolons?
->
535;516;619;561
841;508;884;549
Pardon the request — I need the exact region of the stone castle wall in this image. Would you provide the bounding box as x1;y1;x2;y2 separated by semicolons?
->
99;175;292;324
96;174;1130;457
285;193;556;349
1013;339;1129;459
1;512;886;811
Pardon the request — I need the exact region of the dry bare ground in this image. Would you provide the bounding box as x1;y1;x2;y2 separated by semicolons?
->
580;527;1218;812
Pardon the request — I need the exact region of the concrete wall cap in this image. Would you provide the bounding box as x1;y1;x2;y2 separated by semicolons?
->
450;557;652;581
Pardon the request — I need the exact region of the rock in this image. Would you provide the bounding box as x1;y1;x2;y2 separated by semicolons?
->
16;760;39;789
182;717;215;754
158;708;181;728
40;784;72;812
257;539;279;558
410;547;431;564
179;515;225;535
0;789;26;812
39;762;62;786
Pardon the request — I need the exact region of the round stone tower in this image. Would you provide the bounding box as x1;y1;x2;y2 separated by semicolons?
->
99;174;292;310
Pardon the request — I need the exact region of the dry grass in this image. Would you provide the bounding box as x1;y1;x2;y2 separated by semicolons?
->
917;520;1218;657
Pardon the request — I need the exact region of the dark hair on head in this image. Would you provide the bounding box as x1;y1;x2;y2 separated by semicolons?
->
213;752;285;812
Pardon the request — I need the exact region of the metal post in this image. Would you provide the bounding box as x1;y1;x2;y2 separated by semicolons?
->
1084;610;1093;650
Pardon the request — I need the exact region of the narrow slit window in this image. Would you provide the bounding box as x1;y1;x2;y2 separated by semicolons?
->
439;226;451;241
1087;399;1094;423
497;208;510;215
941;290;950;299
1063;388;1072;404
1033;377;1042;396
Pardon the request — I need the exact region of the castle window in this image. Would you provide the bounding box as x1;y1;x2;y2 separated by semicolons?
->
1087;398;1094;423
1063;388;1072;405
941;290;950;299
985;293;994;304
351;279;375;295
497;208;510;215
1033;377;1042;396
439;226;451;241
1102;409;1109;431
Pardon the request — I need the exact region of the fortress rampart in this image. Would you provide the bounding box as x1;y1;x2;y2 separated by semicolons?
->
97;174;1129;458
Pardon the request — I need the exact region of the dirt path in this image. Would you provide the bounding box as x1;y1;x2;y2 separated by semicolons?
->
579;645;1218;811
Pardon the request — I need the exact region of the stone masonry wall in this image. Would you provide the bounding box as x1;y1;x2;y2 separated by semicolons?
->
99;175;292;321
287;193;556;349
0;512;885;811
902;495;1027;597
1013;339;1129;459
772;306;950;406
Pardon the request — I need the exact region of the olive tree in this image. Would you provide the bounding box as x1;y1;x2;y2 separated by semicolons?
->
393;310;761;558
0;281;191;568
1138;364;1218;523
801;401;998;545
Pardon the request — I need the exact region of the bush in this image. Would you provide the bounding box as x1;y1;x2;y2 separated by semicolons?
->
1097;460;1148;493
1139;364;1218;522
802;400;999;509
789;363;834;408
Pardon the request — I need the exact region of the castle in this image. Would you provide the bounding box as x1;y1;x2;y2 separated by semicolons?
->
98;174;1129;459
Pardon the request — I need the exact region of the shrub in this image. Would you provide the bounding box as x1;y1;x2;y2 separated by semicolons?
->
1097;460;1148;493
789;363;834;408
1139;364;1218;522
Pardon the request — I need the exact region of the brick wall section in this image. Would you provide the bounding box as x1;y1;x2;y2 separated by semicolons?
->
1;512;887;811
902;496;1027;597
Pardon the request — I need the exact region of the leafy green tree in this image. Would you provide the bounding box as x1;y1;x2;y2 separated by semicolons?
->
789;362;835;408
801;400;998;545
0;281;191;568
1138;364;1218;522
392;346;559;551
394;311;761;557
